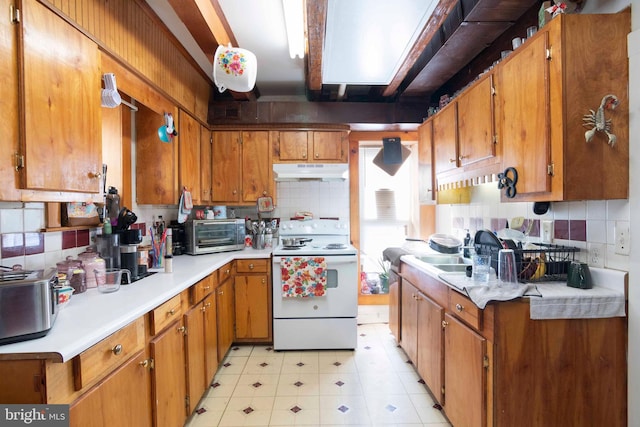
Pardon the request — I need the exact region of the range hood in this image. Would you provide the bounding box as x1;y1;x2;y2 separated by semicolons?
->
273;163;349;181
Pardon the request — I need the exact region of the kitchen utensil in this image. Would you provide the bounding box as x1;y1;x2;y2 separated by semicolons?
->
427;234;462;254
567;261;592;289
472;254;491;283
95;268;131;293
497;249;519;285
281;237;312;247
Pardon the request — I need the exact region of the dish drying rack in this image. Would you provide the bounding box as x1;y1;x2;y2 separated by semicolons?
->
477;243;580;283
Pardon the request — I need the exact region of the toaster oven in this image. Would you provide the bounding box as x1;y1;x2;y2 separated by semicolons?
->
0;268;59;345
185;219;246;255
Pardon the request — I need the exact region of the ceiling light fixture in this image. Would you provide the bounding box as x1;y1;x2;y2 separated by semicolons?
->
282;0;305;59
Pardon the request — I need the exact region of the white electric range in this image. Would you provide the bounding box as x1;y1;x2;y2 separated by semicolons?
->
272;219;358;350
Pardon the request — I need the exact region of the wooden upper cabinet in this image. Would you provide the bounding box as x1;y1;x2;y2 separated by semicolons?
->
276;131;308;161
136;104;178;205
312;131;347;162
495;11;629;201
178;110;201;205
496;34;551;197
212;131;241;203
273;130;348;163
433;103;458;175
20;0;102;193
457;74;496;168
200;125;212;203
241;130;272;202
418;120;434;203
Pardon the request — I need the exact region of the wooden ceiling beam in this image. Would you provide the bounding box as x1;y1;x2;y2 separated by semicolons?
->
306;0;327;92
382;0;459;98
167;0;256;101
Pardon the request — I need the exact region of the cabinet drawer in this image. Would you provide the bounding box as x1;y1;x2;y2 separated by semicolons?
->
73;317;144;391
236;259;268;273
191;274;217;304
449;290;482;330
150;294;183;335
218;262;234;283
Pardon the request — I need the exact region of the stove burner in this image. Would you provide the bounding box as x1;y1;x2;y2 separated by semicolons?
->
325;243;347;250
280;246;303;250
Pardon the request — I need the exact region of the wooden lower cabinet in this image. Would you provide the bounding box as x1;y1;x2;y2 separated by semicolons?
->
70;351;152;427
149;319;187;427
216;278;235;362
443;313;486;427
397;261;626;427
203;292;218;382
234;259;272;342
184;302;206;414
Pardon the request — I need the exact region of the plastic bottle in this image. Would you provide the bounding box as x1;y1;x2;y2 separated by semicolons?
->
463;229;471;258
103;217;112;235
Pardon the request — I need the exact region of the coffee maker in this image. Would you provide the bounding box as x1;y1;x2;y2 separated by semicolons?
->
119;229;142;280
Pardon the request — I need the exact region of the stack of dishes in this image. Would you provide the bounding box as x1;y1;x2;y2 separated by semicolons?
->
375;189;396;220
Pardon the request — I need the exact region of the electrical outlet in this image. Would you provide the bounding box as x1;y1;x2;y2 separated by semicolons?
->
615;221;630;255
588;242;605;268
541;220;554;244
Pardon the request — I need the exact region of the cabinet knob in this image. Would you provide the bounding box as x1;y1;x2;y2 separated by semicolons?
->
442;320;449;328
459;155;469;161
89;171;102;179
232;189;237;195
219;291;224;295
449;158;456;164
315;153;319;158
167;309;175;316
203;286;210;290
225;269;230;275
201;306;206;312
112;344;123;355
177;326;186;334
261;278;265;284
139;359;154;369
455;303;464;312
248;263;254;270
205;302;211;308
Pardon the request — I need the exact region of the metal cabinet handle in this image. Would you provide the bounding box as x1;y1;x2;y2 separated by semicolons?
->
455;303;464;312
442;320;449;328
203;286;210;290
449;158;456;164
261;278;266;284
249;263;254;270
89;171;102;179
112;344;123;355
205;302;211;308
218;291;224;295
201;306;206;312
139;359;154;369
459;155;469;161
177;326;186;334
315;153;319;158
167;309;175;316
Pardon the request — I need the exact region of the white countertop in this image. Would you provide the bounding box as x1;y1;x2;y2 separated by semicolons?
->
0;248;272;362
401;254;627;317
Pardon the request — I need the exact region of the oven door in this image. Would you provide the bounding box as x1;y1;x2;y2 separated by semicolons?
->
272;255;358;318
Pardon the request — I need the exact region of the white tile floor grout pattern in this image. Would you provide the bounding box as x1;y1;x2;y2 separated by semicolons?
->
185;310;452;427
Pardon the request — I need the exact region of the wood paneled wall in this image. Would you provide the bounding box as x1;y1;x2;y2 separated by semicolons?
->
44;0;212;123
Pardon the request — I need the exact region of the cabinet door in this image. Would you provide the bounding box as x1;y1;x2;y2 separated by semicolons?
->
136;104;178;205
416;291;444;405
433;103;458;175
444;313;486;427
178;110;201;205
21;0;101;192
70;351;152;427
150;320;187;427
242;131;272;202
418;120;434;203
457;75;495;167
212;131;241;203
388;276;400;342
400;280;419;363
200;125;212;203
234;274;270;340
496;33;551;195
184;303;205;414
203;293;218;383
216;279;235;362
277;131;308;161
312;131;347;162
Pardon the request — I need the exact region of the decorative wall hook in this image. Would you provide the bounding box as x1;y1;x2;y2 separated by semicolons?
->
583;94;619;146
497;167;518;198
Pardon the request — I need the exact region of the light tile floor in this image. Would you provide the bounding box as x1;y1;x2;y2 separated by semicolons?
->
185;307;452;427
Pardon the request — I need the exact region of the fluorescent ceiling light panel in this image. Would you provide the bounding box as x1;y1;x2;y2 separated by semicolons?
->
323;0;437;85
282;0;305;58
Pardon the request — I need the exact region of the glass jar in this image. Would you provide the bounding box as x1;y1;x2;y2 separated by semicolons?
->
78;248;106;289
57;256;86;294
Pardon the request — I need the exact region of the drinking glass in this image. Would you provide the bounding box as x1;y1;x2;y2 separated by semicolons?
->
472;254;491;283
497;249;518;286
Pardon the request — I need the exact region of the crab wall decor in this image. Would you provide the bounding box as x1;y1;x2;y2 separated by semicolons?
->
582;94;619;146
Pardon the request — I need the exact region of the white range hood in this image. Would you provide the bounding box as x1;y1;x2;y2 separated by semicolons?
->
273;163;349;181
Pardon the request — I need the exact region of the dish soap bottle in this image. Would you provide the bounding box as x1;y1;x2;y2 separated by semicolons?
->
463;229;471;258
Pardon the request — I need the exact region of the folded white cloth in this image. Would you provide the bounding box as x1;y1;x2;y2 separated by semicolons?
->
438;273;540;309
530;283;626;319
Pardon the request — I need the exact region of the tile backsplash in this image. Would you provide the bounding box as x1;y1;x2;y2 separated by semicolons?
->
435;182;630;271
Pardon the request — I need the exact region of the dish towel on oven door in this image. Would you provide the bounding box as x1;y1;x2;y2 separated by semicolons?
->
280;257;327;297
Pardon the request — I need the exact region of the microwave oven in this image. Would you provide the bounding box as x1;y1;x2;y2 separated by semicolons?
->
185;219;246;255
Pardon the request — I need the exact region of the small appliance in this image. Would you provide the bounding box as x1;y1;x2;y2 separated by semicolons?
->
0;268;59;345
185;219;246;255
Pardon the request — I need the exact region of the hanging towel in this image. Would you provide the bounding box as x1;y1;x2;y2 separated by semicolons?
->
281;257;327;297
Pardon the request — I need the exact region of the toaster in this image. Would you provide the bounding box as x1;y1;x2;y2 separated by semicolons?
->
0;268;60;345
